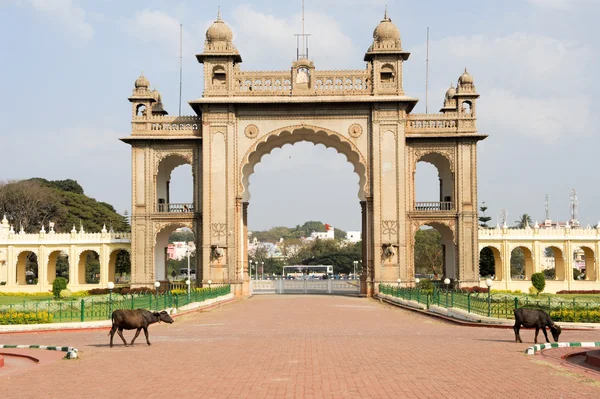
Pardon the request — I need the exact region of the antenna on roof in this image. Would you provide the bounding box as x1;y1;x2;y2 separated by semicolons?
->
294;0;310;60
425;26;429;113
544;194;551;222
179;23;183;116
570;189;579;226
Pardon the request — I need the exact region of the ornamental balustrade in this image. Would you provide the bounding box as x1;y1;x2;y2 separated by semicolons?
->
406;114;477;134
131;115;201;135
157;203;194;213
414;202;453;211
232;70;370;95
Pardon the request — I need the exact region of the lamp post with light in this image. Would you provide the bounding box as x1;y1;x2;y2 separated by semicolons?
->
185;279;191;302
353;260;358;279
154;281;160;304
261;262;265;280
485;278;493;317
444;278;450;307
249;260;253;281
107;281;114;317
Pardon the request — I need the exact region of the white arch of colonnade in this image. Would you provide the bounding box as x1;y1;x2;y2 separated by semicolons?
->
0;219;131;293
479;225;600;293
3;219;600;294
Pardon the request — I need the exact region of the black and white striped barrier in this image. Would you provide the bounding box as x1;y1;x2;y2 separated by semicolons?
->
0;344;79;359
525;341;600;355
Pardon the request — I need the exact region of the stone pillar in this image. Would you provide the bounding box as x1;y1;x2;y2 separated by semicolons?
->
242;201;250;295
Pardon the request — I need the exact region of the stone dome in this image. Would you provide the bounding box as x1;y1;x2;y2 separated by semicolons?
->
135;73;149;89
206;11;233;43
152;89;162;103
373;12;400;42
445;84;456;100
459;68;474;85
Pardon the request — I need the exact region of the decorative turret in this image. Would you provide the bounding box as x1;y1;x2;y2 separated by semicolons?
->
364;9;410;95
151;89;168;116
440;83;457;113
128;72;156;118
454;68;479;116
196;9;241;96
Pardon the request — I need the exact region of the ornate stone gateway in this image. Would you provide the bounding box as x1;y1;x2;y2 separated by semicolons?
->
122;11;485;296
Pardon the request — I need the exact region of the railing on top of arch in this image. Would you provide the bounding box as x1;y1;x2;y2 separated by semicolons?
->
157;202;194;213
379;284;600;323
414;202;453;211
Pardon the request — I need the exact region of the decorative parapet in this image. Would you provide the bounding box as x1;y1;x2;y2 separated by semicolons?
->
406;113;477;135
131;115;201;137
0;231;131;245
231;69;371;96
478;226;600;241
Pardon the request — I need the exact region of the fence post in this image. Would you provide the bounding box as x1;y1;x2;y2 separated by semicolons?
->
467;292;471;313
80;299;84;322
131;295;134;310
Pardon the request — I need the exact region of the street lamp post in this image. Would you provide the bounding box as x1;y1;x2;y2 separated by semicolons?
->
485;278;493;317
249;260;253;281
107;281;114;317
444;278;450;307
207;279;212;289
185;279;191;302
261;262;265;280
353;260;358;279
154;281;160;309
186;242;196;298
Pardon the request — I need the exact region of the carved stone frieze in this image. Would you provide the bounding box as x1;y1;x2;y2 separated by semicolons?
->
212;223;227;239
381;220;398;241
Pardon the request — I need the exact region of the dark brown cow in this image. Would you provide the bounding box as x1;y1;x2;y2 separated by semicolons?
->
514;308;561;344
109;309;174;347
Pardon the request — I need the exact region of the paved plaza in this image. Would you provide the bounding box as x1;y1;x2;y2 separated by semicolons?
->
1;295;600;398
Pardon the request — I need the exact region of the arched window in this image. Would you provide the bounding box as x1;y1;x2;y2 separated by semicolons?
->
212;65;226;86
136;104;147;116
380;64;395;83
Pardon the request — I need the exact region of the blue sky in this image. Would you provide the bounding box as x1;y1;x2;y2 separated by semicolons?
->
1;0;599;231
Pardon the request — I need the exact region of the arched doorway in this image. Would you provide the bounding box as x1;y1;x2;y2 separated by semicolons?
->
543;246;565;281
48;250;69;285
155;225;196;283
510;246;533;280
414;153;453;211
108;249;131;284
78;250;100;285
575;246;596;280
479;246;502;281
413;223;456;282
240;127;366;293
16;251;38;285
156;155;194;213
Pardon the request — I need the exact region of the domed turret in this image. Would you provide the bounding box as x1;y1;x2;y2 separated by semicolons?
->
197;9;241;63
373;9;400;43
135;73;149;90
364;8;409;62
206;10;233;43
459;68;474;85
445;83;456;101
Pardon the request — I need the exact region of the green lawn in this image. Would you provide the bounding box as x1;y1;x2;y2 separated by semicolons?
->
0;295;55;306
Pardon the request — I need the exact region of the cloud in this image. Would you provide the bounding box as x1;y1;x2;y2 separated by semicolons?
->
21;0;94;40
229;5;360;70
409;32;595;140
128;9;195;57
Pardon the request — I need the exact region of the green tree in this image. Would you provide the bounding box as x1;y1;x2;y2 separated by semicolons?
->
531;272;545;295
115;250;131;276
56;252;69;279
85;252;100;284
479;202;492;228
52;277;68;299
510;248;525;277
479;247;495;277
514;214;533;229
414;228;443;278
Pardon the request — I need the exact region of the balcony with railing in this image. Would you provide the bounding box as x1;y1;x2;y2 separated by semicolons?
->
157;203;194;213
414;202;453;212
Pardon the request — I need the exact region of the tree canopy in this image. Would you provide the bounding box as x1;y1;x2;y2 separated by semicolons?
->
251;221;347;242
0;178;130;233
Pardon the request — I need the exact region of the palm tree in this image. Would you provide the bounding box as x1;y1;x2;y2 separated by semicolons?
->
514;214;533;229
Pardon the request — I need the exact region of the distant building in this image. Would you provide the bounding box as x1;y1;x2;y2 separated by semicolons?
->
346;231;361;243
167;241;194;260
309;224;335;240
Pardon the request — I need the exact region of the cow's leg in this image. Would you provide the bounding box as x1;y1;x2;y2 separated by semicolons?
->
541;326;550;343
109;326;117;347
117;328;128;346
514;323;522;343
130;328;142;345
143;327;151;346
534;327;540;344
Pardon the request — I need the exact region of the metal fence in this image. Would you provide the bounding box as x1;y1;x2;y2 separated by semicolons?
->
379;284;600;323
0;285;230;325
251;279;361;295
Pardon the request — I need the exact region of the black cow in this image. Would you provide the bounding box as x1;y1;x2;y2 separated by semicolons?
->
513;308;561;344
109;309;174;347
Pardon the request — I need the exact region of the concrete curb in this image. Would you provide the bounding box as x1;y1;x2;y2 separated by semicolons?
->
525;341;600;355
377;293;600;330
0;344;79;359
0;293;235;334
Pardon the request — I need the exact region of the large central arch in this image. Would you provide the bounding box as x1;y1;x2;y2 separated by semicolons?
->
240;125;368;202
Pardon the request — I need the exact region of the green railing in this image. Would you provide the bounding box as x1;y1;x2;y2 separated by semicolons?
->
379;284;600;323
0;285;230;325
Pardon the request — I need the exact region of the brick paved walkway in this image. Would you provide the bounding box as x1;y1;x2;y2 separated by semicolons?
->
1;295;600;398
